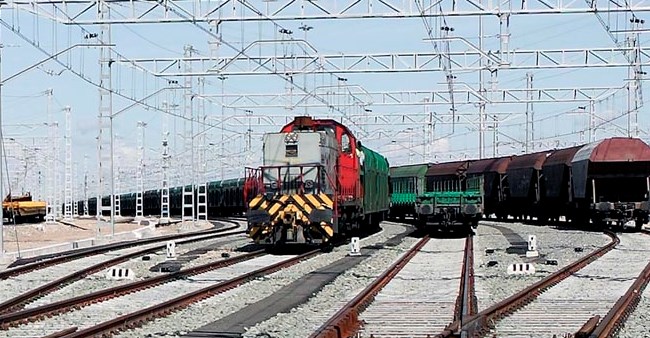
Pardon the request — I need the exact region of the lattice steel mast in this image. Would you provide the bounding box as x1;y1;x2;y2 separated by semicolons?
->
63;106;72;221
96;0;115;237
161;101;171;223
136;121;146;220
181;45;195;227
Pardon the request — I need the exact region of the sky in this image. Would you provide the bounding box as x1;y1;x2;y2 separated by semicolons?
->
0;0;648;200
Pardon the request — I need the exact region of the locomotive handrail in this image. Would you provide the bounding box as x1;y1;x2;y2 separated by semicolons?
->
260;164;327;195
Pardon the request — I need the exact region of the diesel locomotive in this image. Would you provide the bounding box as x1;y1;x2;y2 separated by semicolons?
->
244;116;390;246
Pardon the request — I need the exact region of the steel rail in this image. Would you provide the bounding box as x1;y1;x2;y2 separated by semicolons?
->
59;249;322;338
0;220;235;279
583;232;650;337
455;235;477;321
41;327;78;338
309;236;431;338
0;227;245;314
436;235;476;338
455;231;619;337
0;250;266;329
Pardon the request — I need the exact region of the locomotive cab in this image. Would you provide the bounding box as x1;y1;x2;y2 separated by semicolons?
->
246;117;339;245
245;116;389;247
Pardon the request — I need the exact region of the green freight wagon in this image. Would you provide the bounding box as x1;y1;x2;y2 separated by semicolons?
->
360;145;390;227
389;163;429;220
416;160;484;233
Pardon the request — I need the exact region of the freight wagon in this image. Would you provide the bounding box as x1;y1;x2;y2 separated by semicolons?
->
79;179;247;220
414;161;483;232
393;137;650;230
389;164;429;220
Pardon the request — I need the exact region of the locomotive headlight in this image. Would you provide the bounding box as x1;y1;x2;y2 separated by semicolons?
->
285;132;299;143
270;181;278;190
305;180;314;189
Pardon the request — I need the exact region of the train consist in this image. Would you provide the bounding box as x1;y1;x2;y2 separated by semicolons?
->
74;119;650;240
79;116;391;247
82;178;247;220
391;137;650;231
244;116;390;246
389;161;483;233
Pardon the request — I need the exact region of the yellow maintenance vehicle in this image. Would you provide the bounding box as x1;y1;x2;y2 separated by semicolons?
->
2;193;47;223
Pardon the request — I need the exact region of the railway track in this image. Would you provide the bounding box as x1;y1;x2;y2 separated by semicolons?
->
52;249;321;338
449;229;643;337
123;221;414;337
485;232;650;337
0;249;266;331
309;235;431;337
0;251;308;337
0;221;246;314
0;222;413;337
360;237;472;337
0;219;237;279
306;234;475;338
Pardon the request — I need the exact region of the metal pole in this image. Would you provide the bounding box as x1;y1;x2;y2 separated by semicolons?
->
110;115;115;236
478;2;485;159
218;75;227;180
589;100;595;142
0;22;4;258
525;73;533;153
493;115;497;157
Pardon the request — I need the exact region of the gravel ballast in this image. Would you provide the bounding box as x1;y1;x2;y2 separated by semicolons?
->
117;222;412;337
242;231;420;337
492;232;650;337
473;221;612;311
25;232;251;308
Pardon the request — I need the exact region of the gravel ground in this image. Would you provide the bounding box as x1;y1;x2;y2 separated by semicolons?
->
0;241;167;305
492;232;650;337
618;292;650;338
473;221;612;311
118;222;411;338
610;234;650;338
25;231;251;308
242;230;420;337
1;218;216;255
358;237;466;337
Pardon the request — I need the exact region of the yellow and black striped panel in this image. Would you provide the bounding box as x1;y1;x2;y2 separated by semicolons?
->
249;193;334;224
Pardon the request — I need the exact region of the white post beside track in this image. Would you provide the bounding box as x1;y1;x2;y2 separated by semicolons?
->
526;234;539;258
349;237;361;256
166;241;176;260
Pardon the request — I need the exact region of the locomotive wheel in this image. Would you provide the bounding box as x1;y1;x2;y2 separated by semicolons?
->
635;218;645;230
320;242;334;253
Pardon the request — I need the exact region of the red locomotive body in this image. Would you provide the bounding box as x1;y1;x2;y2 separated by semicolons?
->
245;116;390;246
279;117;363;208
